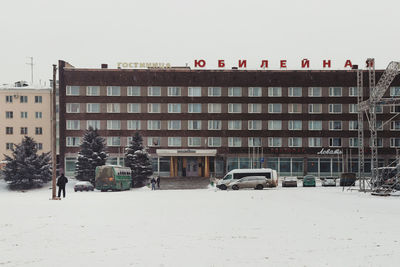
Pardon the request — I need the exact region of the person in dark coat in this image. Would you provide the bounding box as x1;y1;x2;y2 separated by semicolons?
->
156;176;160;189
57;173;68;198
150;177;156;190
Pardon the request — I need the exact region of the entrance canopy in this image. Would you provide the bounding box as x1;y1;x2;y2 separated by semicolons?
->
156;149;217;157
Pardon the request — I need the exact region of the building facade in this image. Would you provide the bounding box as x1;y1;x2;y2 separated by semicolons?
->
58;61;400;178
0;83;52;158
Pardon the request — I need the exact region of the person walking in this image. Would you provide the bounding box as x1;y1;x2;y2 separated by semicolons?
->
57;173;68;198
156;176;160;189
150;177;156;190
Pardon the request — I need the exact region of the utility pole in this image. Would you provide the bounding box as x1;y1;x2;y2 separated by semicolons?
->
51;64;59;200
26;57;34;85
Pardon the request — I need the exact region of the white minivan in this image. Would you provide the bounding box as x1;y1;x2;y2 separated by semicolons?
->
216;168;278;190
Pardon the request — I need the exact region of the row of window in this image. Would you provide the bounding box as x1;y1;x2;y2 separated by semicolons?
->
5;95;43;103
4;111;43;119
66;103;399;114
5;142;43;150
4;127;43;135
66;85;400;97
66;119;398;131
66;136;400;148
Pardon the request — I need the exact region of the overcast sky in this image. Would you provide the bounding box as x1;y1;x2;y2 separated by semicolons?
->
1;0;399;86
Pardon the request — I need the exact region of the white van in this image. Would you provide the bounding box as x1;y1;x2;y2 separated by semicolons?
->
216;168;278;190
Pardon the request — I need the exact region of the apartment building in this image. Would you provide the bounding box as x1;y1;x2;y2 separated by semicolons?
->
58;60;400;178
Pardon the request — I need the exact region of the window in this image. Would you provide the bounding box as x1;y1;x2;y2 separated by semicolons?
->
268;87;282;97
349;138;359;148
66;120;80;130
308;137;321;147
35;127;43;135
107;103;120;113
308;121;322;130
329;138;342;147
188;120;202;130
228;120;241;130
329;121;342;131
188;103;202;113
35;96;42;103
391;121;400;131
127;86;141;96
288;104;302;113
288;120;302;130
6;127;13;134
376;105;383;113
168;103;181;113
228;137;242;147
188;87;202;97
6;143;13;150
349;87;359;96
168;87;181;96
329;87;342;96
208;120;222;130
20;127;28;135
107;137;121;146
188;137;201;147
308;87;322;97
390;87;400;97
390;138;400;147
248;120;262;130
86;86;100;96
127;120;141;130
228;103;242;113
208;87;221;97
268;137;282;147
329;104;342;113
168;120;181;130
349;104;358;113
87;120;100;130
66;103;80;113
107;120;121;130
6;96;12;103
6;111;13;118
148;103;161;113
35;112;42;119
390;106;400;113
87;103;100;113
37;143;43;150
127;103;141;113
208;137;221;147
107;86;121;96
268;103;282;113
268;120;282;130
20;96;28;103
376;120;383;131
249;137;262;147
289;137;302;147
208;103;221;113
288;87;302;97
228;87;242;97
248;104;261;113
168;137;182;147
369;138;383;147
148;137;161;147
66;86;80;96
21;112;28;118
248;87;262;97
148;86;161;96
308;104;322;113
147;120;161;130
349;121;358;130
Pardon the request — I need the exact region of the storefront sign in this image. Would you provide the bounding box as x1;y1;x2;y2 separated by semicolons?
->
117;62;171;69
317;148;343;155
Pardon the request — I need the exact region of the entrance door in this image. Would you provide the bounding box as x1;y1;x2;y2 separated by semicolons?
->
186;158;198;177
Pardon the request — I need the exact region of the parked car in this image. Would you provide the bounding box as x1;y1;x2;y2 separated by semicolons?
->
322;177;337;187
228;176;270;190
74;181;95;192
340;172;357;186
303;175;316;187
282;176;298;187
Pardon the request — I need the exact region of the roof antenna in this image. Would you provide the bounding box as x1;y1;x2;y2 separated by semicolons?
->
26;56;34;85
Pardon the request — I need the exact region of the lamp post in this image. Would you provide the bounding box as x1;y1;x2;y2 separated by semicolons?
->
51;64;59;200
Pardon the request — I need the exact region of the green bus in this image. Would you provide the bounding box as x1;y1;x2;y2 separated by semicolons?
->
95;165;132;192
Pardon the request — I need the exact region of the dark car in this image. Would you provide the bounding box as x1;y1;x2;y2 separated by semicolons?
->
74;181;94;192
303;175;316;187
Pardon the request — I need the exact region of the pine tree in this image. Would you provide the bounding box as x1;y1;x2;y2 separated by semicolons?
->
3;136;52;189
125;132;153;187
75;127;108;183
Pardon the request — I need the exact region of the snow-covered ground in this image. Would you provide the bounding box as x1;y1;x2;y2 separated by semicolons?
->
1;179;400;267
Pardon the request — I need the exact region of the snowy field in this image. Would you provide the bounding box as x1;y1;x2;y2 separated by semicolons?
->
1;179;400;267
